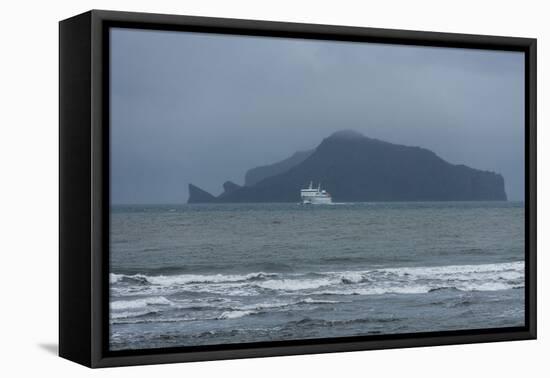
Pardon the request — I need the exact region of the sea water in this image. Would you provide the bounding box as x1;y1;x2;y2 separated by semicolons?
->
109;202;525;350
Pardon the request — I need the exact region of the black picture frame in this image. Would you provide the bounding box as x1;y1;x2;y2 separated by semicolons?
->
59;9;537;368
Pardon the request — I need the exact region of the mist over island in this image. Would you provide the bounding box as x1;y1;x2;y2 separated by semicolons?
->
188;130;506;203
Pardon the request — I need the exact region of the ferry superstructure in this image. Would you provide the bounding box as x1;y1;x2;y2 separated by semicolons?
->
300;182;332;205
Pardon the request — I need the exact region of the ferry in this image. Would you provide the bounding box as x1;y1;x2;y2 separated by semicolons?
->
301;182;332;205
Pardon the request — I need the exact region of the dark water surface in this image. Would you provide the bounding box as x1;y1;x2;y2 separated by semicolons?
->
109;202;525;350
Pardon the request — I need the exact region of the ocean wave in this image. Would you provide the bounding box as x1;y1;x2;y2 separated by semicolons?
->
256;278;333;291
111;315;220;325
110;296;174;310
299;298;341;304
110;309;159;320
110;271;278;286
282;316;402;330
217;310;258;320
110;261;524;298
110;273;150;285
109;296;344;324
212;298;343;320
313;285;433;296
230;298;342;312
378;261;524;279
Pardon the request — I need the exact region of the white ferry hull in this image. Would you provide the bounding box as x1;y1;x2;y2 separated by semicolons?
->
303;197;332;205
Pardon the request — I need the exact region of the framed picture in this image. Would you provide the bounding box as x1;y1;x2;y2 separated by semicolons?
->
59;10;536;368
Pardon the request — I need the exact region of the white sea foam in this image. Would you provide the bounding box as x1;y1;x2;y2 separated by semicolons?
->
110;261;524;299
299;298;341;304
256;278;333;291
110;296;345;324
109;261;524;325
457;281;517;292
313;284;433;296
111;271;278;286
378;261;523;279
234;298;342;312
110;296;173;311
217;310;257;320
337;272;364;284
110;273;123;284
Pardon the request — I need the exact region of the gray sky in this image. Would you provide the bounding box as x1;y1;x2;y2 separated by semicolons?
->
110;28;525;204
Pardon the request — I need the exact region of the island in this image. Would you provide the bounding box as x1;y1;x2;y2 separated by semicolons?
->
188;130;507;203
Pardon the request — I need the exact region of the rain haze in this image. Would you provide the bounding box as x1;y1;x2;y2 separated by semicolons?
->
110;28;525;204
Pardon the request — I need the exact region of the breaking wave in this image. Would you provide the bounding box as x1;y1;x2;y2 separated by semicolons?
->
111;296;174;310
111;261;523;297
110;261;524;323
110;271;279;286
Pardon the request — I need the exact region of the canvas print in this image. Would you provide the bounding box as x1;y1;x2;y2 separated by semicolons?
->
109;28;525;351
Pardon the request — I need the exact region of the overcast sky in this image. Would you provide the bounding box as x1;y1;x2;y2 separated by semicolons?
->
110;27;525;204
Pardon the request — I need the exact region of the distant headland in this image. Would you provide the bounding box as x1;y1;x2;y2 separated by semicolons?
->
188;130;507;203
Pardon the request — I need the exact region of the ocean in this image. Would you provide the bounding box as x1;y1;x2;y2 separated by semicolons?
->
109;202;525;351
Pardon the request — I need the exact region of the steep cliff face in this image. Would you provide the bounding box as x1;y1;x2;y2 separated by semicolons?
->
187;130;507;203
187;184;216;204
